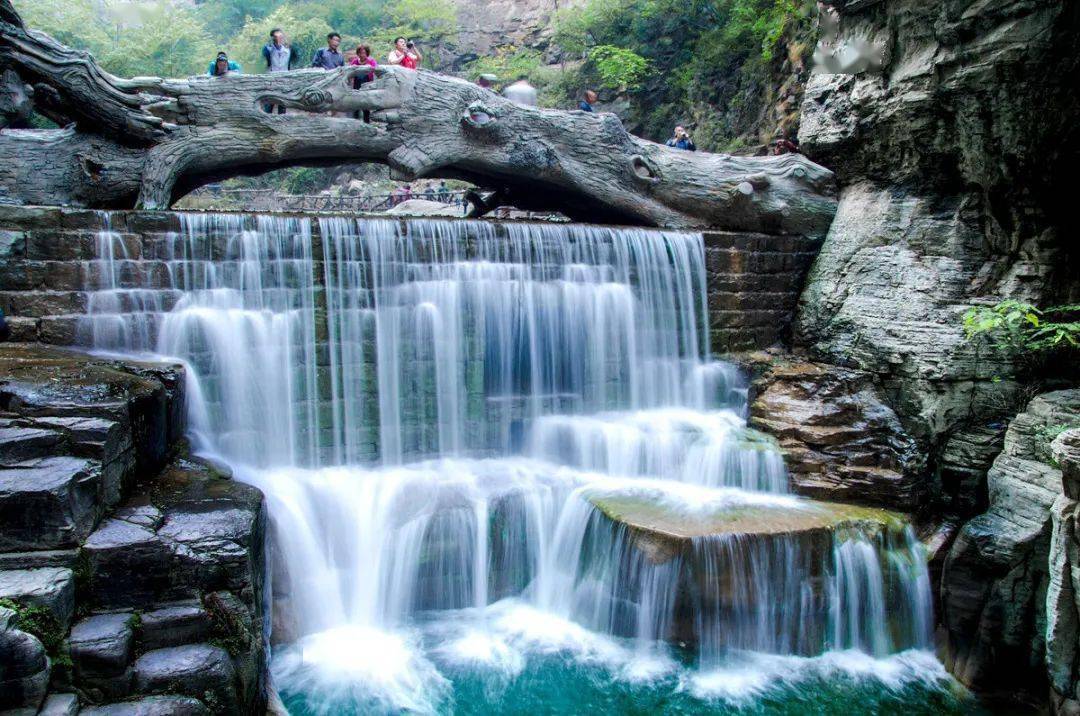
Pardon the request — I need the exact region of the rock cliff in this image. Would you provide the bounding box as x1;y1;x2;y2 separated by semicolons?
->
788;0;1080;706
941;390;1080;699
796;0;1079;487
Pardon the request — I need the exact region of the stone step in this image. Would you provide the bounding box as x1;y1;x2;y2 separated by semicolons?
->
83;461;263;610
78;695;211;716
132;644;236;712
0;457;101;551
38;693;79;716
68;612;135;700
0;549;79;571
0;420;64;464
140;601;211;652
0;567;76;631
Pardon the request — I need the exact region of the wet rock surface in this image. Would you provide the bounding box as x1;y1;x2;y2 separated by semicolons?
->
0;567;75;630
942;390;1080;698
0;343;268;714
749;358;924;508
78;696;211;716
133;644;237;711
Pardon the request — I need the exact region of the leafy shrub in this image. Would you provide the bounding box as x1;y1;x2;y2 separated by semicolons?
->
962;300;1080;355
588;45;650;90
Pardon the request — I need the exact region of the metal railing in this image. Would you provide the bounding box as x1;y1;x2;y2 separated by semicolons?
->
186;185;469;213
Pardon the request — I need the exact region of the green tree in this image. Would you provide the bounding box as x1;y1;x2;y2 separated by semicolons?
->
588;45;650;91
98;2;215;78
14;0;213;78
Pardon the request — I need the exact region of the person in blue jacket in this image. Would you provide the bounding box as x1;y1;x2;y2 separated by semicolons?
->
207;52;240;76
665;125;696;151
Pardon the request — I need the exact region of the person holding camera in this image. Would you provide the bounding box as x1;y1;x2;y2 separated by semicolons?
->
666;126;696;151
388;37;421;70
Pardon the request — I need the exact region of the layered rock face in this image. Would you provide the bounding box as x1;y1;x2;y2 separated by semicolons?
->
749;359;923;509
438;0;578;69
0;344;267;715
1047;429;1080;713
794;0;1080;504
941;390;1080;697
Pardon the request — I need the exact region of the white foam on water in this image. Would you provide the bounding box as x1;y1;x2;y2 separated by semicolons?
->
683;649;959;704
272;625;449;715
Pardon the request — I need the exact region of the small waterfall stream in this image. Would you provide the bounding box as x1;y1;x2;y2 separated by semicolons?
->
78;212;959;714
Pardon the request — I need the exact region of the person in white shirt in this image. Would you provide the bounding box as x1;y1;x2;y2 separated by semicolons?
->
502;75;537;106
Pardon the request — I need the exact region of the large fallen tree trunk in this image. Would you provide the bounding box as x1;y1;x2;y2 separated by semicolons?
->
0;1;837;233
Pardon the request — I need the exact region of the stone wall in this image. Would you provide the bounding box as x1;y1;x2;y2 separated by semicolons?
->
0;205;821;356
0;344;267;715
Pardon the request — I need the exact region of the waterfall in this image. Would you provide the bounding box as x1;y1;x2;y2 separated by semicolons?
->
76;212;949;713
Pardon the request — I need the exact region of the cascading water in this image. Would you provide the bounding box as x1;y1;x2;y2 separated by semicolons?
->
78;212;965;714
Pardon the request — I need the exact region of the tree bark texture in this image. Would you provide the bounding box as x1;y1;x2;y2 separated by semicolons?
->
1;1;837;233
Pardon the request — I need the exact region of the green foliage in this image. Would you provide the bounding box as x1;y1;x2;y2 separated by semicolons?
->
12;0;454;78
0;598;64;654
14;0;213;78
588;45;649;90
464;46;543;87
963;301;1080;355
282;167;324;194
552;0;814;147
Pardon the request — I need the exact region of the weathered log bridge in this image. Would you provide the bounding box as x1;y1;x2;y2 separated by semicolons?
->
1;0;836;232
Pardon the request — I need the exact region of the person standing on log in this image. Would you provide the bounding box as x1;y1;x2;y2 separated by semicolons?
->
388;37;421;70
348;44;377;122
666;126;696;151
312;33;344;70
207;52;240;76
262;28;298;114
503;75;537;106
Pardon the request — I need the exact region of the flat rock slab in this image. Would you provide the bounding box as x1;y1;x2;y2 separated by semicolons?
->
587;488;901;540
133;644;235;709
84;457;264;609
69;612;134;678
0;456;100;550
0;343;185;480
0;549;79;571
0;567;75;630
79;696;210;716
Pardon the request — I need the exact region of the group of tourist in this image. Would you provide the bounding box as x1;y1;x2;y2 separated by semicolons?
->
205;29;796;156
207;30;421;89
390;181;455;206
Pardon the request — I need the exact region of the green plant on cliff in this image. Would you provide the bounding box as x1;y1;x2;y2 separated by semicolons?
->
963;301;1080;355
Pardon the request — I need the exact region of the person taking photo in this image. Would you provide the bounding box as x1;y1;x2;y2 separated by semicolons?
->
388;37;421;69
